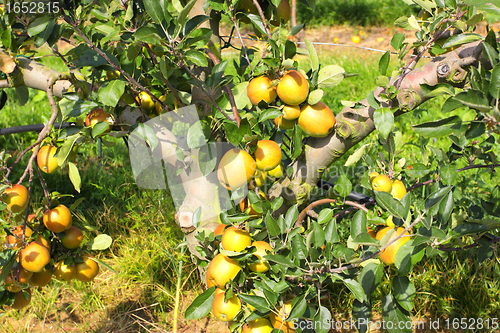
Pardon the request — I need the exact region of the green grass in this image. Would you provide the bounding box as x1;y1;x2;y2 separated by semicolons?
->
296;0;419;27
1;41;500;332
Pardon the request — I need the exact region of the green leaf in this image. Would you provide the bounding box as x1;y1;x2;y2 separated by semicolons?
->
314;306;332;333
191;207;201;228
239;294;270;312
198;143;217;176
134;27;162;45
56;135;79;168
359;262;384;296
2;28;12;49
413;0;435;13
183;15;210;39
246;14;266;36
88;234;113;250
391;33;405;51
15;86;29;106
143;0;166;25
393;276;415;312
291;125;303;159
489;65;500;99
442;33;483;49
373;108;394;139
394;242;413;275
394;16;413;30
343;278;366;303
334;174;352;197
440;164;458;186
264;254;296;268
91;122;110;138
405;163;430;178
259;109;283;123
465;121;485;139
425;186;452;211
133;124;159;150
223;120;252;146
185;287;216;319
452;90;491;112
98;80;126;107
187;121;207;149
352;300;371;333
451;223;489;236
288;24;304;37
438;191;454;225
482;42;499;67
317;208;333;225
27;16;50;37
412;115;464;137
317;65;345;88
304;38;319;71
381;295;412;333
307;89;323;105
291;235;307;260
344;144;367;167
178;0;198;26
325;217;339;243
0;250;17;285
379;51;390;76
288;295;307;320
367;91;380;109
311;221;326;247
351;210;367;240
224;82;250;110
375;191;406;219
284;204;299;230
184;50;208;67
68;162;81;193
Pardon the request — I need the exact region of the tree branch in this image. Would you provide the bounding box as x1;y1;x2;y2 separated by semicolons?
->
271;41;487;205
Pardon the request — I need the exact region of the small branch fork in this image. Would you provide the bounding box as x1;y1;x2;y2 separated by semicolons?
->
250;0;272;39
205;49;241;126
394;8;467;89
224;0;254;73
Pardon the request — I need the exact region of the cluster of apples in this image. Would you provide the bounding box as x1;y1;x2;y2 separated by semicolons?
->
217;139;283;192
369;171;407;200
206;225;296;332
247;70;337;138
368;172;411;265
0;184;99;310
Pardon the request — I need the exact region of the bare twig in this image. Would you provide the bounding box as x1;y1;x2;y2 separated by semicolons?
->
295;198;336;228
394;9;466;89
224;0;254;73
250;0;272;39
181;63;237;123
205;49;241;126
144;44;184;109
17;74;65;184
344;200;369;214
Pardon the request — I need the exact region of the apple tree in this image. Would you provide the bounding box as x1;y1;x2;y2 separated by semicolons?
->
1;0;500;332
